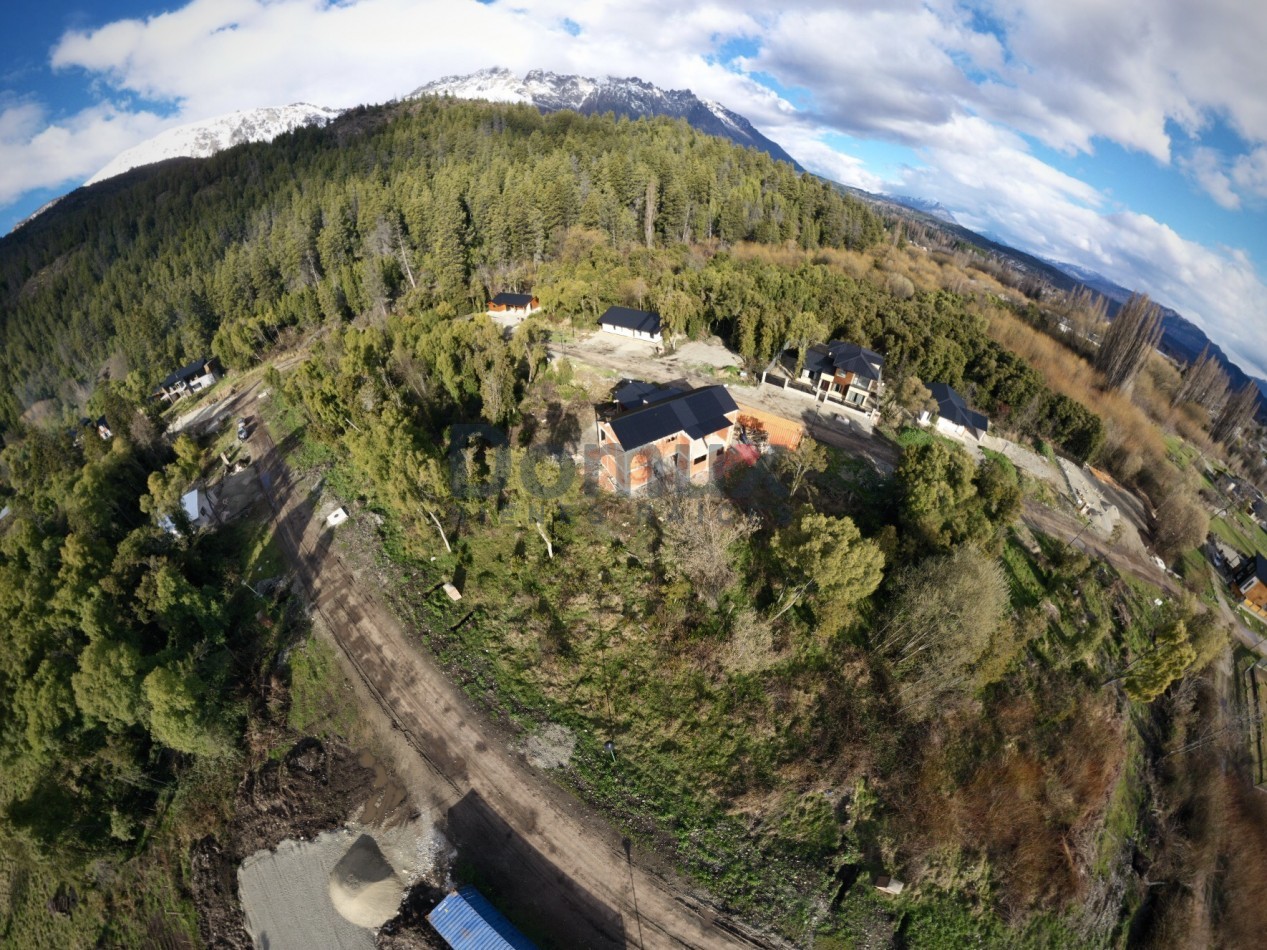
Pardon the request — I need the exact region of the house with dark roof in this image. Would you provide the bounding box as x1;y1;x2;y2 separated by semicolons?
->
611;378;687;411
486;292;540;316
592;384;739;494
921;383;989;440
153;357;221;403
597;306;662;342
1232;555;1267;620
796;341;884;412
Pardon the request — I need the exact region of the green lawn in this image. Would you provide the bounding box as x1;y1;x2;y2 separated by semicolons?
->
287;635;363;740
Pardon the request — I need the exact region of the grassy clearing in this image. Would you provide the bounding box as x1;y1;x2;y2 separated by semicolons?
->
287;635;363;741
1214;508;1267;557
895;425;933;449
1176;546;1219;606
1163;434;1202;471
1095;731;1144;877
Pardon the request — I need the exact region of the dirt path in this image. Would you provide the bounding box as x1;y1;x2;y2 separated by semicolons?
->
1021;501;1173;592
251;424;773;950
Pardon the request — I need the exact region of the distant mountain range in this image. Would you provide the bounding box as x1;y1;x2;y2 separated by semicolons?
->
411;67;802;170
884;194;959;224
836;184;1267;406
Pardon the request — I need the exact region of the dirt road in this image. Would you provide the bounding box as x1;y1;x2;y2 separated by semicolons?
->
251;424;772;949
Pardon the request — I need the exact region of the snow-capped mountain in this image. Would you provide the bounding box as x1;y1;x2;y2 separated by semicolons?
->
412;67;802;170
85;103;343;186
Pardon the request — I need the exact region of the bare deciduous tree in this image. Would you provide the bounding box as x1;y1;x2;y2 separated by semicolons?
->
1172;345;1229;411
656;491;760;607
775;438;829;499
1212;381;1260;445
876;546;1014;717
1095;293;1163;391
1152;490;1208;562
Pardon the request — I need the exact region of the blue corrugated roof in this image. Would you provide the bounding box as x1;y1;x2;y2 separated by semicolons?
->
427;887;537;950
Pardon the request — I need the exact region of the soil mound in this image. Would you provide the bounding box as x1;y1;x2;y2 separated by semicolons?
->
328;834;404;929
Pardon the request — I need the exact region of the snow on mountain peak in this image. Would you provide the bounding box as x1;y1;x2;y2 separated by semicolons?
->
411;67;802;170
85;103;342;187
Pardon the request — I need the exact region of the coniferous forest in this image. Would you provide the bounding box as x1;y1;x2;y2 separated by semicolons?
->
0;98;1253;948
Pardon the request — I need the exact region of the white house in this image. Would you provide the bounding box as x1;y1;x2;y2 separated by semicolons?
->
597;306;662;343
919;383;989;440
159;488;215;534
154;357;221;402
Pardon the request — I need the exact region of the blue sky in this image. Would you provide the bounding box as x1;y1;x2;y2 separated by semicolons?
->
3;1;1266;377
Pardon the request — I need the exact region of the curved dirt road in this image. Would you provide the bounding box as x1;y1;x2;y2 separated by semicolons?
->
252;424;771;949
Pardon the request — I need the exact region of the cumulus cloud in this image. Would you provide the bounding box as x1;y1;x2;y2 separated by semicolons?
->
0;100;167;206
891;128;1267;378
1231;147;1267;202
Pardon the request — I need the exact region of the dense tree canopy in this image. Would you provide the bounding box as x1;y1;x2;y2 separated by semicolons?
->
0;98;883;428
0;412;252;854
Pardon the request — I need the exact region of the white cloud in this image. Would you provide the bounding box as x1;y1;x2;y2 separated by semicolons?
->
888;129;1267;378
1180;147;1241;210
1231;147;1267;203
0;101;167;206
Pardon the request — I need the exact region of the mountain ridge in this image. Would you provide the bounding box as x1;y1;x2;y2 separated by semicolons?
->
84;103;343;187
411;66;802;170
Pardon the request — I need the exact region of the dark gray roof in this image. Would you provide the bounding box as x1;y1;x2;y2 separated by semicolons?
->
612;379;686;410
490;292;535;307
608;386;738;450
929;382;989;434
1235;554;1267;588
801;341;884;381
157;356;215;390
598;306;661;335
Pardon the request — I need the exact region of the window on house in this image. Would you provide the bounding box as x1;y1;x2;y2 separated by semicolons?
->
693;453;708;465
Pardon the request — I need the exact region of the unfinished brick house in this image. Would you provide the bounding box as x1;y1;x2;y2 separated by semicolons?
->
592;382;740;494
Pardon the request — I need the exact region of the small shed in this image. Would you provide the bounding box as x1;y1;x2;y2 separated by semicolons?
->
427;886;536;950
159;488;214;535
